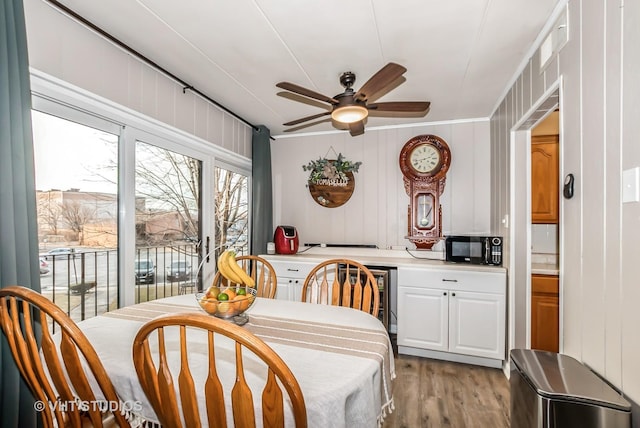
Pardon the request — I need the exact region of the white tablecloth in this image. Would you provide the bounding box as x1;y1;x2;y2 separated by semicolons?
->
77;295;395;427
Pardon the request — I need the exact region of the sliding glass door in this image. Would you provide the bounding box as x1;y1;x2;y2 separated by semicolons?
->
32;106;120;321
31;84;251;316
134;140;202;302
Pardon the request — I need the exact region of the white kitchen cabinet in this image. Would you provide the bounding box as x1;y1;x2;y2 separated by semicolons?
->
397;267;506;367
397;286;448;351
262;259;315;302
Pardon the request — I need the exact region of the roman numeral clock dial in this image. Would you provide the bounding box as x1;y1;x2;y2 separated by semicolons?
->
398;135;451;249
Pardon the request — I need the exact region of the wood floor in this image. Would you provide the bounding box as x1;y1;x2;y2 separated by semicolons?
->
382;353;511;428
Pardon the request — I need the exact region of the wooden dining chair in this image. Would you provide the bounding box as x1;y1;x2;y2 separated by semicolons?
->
132;312;306;428
212;255;278;299
301;258;380;317
0;285;131;428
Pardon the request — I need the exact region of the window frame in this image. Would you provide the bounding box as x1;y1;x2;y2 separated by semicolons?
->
30;70;252;308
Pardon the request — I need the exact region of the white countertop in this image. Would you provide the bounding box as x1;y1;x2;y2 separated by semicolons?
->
262;246;507;273
531;263;559;276
530;253;559;275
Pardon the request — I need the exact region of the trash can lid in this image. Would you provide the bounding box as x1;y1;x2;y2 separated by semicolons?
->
510;349;631;411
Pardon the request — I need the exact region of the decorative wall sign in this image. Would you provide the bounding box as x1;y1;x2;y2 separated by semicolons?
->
302;149;362;208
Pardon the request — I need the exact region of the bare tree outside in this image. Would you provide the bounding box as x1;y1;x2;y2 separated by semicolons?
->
60;200;97;244
214;167;249;258
135;142;200;246
37;194;63;236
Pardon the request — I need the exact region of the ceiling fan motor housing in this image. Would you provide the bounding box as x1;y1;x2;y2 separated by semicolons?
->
339;71;356;89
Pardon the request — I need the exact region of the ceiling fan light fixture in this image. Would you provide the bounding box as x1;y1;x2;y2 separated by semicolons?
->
331;105;368;124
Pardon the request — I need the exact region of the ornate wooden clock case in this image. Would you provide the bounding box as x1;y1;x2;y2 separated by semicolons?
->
398;134;451;249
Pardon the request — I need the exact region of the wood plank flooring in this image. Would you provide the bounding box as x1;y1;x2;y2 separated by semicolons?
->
382;353;511;428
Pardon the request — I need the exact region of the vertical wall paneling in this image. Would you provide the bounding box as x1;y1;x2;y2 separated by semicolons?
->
271;120;491;250
491;0;640;405
580;0;606;374
127;58;144;113
23;0;252;158
603;0;623;389
621;0;640;402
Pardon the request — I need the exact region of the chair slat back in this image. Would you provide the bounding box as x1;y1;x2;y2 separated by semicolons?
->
211;255;278;299
301;259;380;317
132;313;307;428
0;285;131;428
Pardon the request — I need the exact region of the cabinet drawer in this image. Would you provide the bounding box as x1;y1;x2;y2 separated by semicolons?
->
398;267;505;294
268;261;315;279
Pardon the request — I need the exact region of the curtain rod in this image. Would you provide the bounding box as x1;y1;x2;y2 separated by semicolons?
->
44;0;263;135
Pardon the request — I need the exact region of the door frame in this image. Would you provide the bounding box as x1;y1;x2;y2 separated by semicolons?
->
509;79;564;357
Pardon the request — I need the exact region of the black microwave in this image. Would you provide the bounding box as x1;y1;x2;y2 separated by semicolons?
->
445;235;503;266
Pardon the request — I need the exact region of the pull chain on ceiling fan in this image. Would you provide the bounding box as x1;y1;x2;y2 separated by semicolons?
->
276;63;430;136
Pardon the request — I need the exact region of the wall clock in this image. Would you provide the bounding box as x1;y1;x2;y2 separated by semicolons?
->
399;134;451;249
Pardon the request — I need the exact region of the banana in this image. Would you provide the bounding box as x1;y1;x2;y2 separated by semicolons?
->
217;250;243;284
227;251;256;287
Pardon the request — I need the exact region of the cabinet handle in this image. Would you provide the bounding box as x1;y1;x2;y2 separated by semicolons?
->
443;292;447;296
442;278;458;282
287;268;299;272
452;292;456;297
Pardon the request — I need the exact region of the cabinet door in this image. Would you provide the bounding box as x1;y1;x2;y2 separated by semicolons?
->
531;274;559;352
531;135;559;223
275;278;291;300
449;290;505;360
275;278;303;301
397;286;448;351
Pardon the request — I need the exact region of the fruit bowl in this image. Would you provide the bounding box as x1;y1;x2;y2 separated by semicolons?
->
195;286;257;320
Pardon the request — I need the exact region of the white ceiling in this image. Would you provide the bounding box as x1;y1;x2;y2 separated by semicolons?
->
55;0;561;137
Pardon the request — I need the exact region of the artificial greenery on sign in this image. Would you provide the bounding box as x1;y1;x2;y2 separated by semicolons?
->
302;153;362;184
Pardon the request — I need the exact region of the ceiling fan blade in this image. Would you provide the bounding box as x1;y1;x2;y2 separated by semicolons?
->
355;63;407;102
276;82;338;105
283;111;331;126
283;117;332;132
349;121;365;137
368;101;431;113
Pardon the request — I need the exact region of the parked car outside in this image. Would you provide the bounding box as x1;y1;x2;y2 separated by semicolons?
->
166;260;192;282
39;257;50;275
134;258;155;284
44;247;79;260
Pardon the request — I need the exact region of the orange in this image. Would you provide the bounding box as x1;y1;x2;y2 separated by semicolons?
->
235;295;249;311
199;299;217;314
222;288;237;301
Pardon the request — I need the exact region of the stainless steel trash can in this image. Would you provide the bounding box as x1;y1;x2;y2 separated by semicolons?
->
510;349;631;428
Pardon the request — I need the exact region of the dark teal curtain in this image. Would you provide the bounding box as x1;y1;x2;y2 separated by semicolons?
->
250;126;273;255
0;0;40;426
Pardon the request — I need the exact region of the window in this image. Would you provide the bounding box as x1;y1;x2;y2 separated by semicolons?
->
32;109;119;321
30;74;252;317
214;165;249;258
134;141;202;302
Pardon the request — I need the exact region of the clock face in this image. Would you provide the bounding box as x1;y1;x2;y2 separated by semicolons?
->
409;144;441;174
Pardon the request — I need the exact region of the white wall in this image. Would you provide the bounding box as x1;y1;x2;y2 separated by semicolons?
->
491;0;640;408
271;120;491;250
23;0;252;157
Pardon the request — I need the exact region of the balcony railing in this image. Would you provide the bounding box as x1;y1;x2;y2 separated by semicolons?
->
40;244;201;324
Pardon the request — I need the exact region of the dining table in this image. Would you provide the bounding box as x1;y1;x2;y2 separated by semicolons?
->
75;293;395;427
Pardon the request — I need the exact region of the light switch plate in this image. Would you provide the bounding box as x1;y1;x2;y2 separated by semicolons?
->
622;167;640;203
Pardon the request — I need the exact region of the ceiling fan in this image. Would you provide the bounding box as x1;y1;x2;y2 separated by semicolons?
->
276;63;430;136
